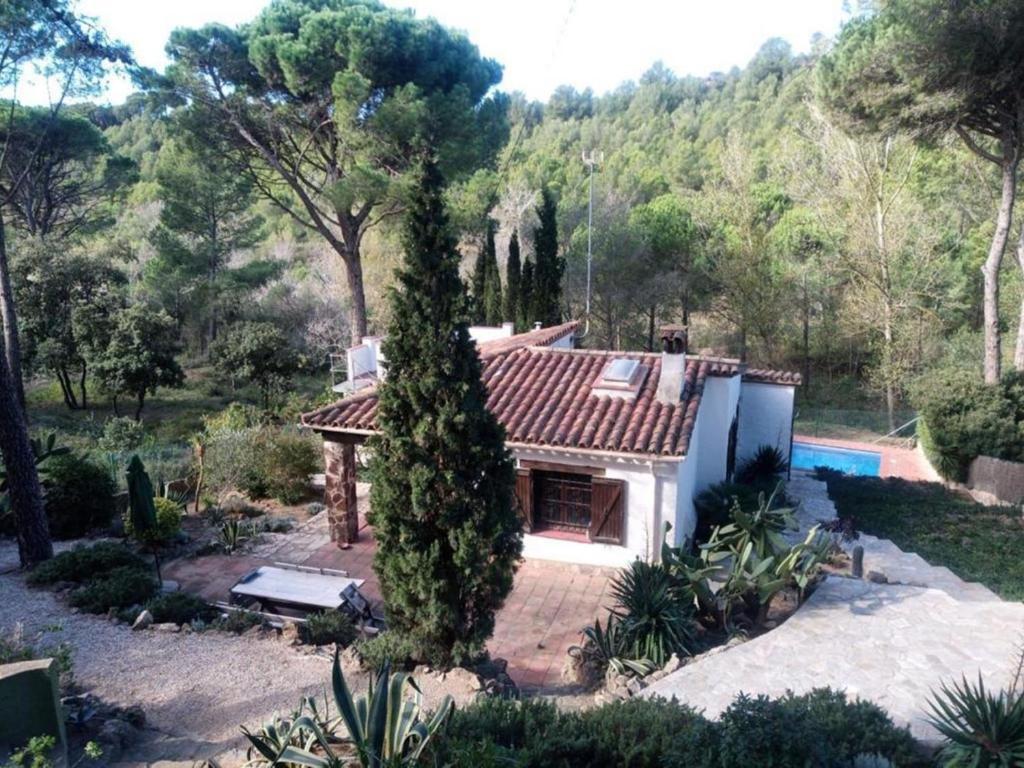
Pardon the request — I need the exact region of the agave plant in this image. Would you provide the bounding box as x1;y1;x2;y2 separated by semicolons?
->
928;674;1024;767
706;481;796;560
735;444;789;485
243;653;454;768
610;559;695;666
569;615;655;678
220;519;246;554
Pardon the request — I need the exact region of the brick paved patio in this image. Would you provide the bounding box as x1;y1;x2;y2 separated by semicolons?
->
164;515;618;692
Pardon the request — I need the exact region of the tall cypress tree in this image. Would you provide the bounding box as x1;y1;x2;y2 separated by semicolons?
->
367;158;521;666
519;257;535;331
470;244;488;324
530;188;565;327
503;230;521;326
482;221;503;325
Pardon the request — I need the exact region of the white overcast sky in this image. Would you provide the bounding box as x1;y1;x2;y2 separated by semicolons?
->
18;0;850;106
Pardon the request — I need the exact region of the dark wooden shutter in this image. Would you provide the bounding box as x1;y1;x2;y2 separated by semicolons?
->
514;468;533;532
589;477;625;544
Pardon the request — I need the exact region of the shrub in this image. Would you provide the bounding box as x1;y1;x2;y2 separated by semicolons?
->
145;591;217;625
435;690;919;768
98;416;147;452
214;609;264;634
43;454;117;538
912;368;1022;481
262;430;319;504
68;566;157;614
300;610;358;646
437;696;717;767
717;689;919;767
27;542;146;586
735;444;788;485
355;631;420;671
124;496;182;544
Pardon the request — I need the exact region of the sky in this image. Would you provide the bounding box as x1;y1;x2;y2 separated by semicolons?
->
19;0;850;106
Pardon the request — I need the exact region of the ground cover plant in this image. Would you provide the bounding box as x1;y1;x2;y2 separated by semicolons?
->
821;470;1024;600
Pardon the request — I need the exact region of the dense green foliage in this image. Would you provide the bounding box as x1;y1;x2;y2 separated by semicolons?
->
822;472;1024;601
210;322;300;410
434;691;920;767
27;542;146;586
123;496;182;543
913;370;1024;481
368;160;521;666
42;454;117;539
145;590;218;625
300;610;358;647
68;565;157;613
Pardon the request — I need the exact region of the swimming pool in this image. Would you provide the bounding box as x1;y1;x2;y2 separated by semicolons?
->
791;442;882;476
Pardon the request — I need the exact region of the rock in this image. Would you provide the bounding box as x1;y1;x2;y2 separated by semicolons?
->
118;705;146;728
159;579;180;594
151;623;180;633
626;677;645;696
442;667;482;694
865;570;888;584
131;610;153;631
280;622;302;646
180;623;193;635
660;653;683;675
97;717;136;761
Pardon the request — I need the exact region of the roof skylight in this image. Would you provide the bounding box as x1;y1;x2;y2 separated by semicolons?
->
603;358;639;383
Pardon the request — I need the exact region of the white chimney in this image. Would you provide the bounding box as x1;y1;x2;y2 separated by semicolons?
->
656;325;688;403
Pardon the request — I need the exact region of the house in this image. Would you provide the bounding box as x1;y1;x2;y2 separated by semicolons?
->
301;322;800;568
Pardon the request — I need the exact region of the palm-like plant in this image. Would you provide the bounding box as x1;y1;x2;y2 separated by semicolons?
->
705;481;796;560
610;559;695;666
242;653;454;768
735;444;789;485
928;674;1024;767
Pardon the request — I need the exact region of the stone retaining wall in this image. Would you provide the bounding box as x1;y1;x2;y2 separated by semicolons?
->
967;455;1024;506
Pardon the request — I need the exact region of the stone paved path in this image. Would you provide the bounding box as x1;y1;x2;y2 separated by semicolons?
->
644;473;1024;744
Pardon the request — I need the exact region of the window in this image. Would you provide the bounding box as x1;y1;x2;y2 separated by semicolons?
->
603;358;639;383
534;471;592;532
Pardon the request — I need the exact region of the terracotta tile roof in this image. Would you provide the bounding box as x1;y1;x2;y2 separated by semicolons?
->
476;320;579;355
302;327;800;458
744;368;803;385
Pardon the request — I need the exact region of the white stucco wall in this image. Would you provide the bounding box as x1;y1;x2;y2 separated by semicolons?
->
548;333;575;349
694;375;742;493
468;323;515;343
512;447;682;568
736;382;796;467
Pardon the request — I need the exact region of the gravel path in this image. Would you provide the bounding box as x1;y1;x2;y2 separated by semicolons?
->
1;544;338;762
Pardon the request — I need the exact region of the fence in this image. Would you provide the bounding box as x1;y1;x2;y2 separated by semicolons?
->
793;407;917;443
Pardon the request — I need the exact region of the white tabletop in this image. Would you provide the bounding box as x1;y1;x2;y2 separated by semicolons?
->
230;565;366;610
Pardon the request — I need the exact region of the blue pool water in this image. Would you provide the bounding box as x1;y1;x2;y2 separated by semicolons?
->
791;442;882;476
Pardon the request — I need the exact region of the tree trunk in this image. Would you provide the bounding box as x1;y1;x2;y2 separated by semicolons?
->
79;363;87;410
1014;222;1024;371
0;346;52;567
0;212;26;412
983;154;1018;383
55;366;78;410
646;306;656;352
345;248;368;345
134;392;145;421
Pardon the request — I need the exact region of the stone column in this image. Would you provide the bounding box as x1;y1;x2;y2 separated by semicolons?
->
323;437;360;546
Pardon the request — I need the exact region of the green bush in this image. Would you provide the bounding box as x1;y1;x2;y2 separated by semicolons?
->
262;430;319;504
27;542;146;586
735;444;789;485
214;609;264;634
301;610;358;646
145;591;217;625
435;690;920;768
912;368;1024;481
693;481;771;545
68;565;157;614
98;416;146;452
717;689;919;767
124;496;182;543
609;559;694;665
43;454;117;538
356;631;420;670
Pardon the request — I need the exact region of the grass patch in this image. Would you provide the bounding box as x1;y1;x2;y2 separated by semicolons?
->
822;471;1024;600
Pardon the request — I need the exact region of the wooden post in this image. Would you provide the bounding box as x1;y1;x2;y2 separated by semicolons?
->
323;437;360;546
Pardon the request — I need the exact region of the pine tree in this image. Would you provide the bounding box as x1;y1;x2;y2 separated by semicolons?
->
503;230;521;326
367;158;521;666
519;257;535;331
530;188;565;327
482;221;503;325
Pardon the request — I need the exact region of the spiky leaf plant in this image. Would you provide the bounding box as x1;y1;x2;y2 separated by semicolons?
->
928;674;1024;767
